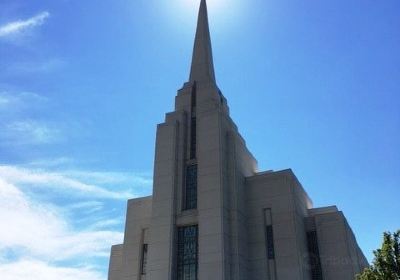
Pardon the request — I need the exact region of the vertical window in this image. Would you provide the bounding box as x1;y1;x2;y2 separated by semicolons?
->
266;225;275;259
307;231;323;280
177;225;198;280
141;244;148;275
184;165;197;210
264;209;277;280
190;83;197;160
190;117;197;159
264;208;275;261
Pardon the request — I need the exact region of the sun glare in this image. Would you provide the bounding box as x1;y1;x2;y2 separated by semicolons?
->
178;0;229;11
174;0;243;25
163;0;245;33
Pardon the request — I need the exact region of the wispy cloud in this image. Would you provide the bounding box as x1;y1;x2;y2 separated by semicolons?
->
67;200;104;215
0;11;50;38
64;170;153;186
89;219;123;230
0;152;154;279
0;91;63;147
0;165;144;200
3;120;61;145
0;95;10;106
0;260;104;280
0;90;63;149
0;160;149;279
26;157;75;168
68;200;104;210
0;91;47;110
0;177;124;261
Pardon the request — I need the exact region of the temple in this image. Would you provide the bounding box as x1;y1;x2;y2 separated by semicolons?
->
107;1;368;279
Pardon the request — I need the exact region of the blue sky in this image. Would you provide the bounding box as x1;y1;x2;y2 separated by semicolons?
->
0;0;399;279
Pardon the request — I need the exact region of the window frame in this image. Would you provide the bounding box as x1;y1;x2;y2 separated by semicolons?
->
176;225;198;280
183;164;197;210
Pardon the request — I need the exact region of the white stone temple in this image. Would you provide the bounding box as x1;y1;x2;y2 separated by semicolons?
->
108;1;368;279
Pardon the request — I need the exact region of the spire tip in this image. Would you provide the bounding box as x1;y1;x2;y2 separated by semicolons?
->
189;0;216;83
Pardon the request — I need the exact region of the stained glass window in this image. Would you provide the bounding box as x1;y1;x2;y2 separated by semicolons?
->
184;165;197;210
177;225;198;280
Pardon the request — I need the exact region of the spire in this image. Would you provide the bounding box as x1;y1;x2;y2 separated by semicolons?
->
189;0;216;83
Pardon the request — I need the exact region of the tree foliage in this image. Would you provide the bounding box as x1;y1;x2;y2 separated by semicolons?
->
357;230;400;280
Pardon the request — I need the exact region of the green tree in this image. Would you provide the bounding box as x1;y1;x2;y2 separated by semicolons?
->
357;230;400;280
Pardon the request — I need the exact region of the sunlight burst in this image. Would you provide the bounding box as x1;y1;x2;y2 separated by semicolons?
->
178;0;230;14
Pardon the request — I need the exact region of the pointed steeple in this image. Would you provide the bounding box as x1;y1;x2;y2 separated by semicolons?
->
189;0;216;83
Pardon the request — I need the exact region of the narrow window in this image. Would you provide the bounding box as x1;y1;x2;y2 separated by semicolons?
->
266;225;275;259
177;225;198;280
184;164;197;210
264;209;277;280
307;231;323;280
190;117;196;159
190;84;197;159
264;209;275;260
141;243;148;275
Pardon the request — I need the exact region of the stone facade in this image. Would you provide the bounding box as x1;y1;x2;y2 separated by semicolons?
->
108;1;368;279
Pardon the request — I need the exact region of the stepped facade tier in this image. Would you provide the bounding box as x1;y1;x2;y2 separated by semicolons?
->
108;1;368;279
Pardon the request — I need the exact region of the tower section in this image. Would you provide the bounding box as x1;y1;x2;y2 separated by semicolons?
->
108;1;368;280
147;1;258;278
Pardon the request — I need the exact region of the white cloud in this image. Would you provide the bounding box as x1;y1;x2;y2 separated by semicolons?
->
0;92;60;146
0;91;46;110
64;170;153;186
67;201;105;215
0;165;138;200
0;178;65;257
0;95;10;106
26;157;75;168
68;200;104;210
0;162;151;279
88;219;123;230
4;120;61;144
0;177;124;258
0;260;104;280
0;177;123;261
0;11;50;38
